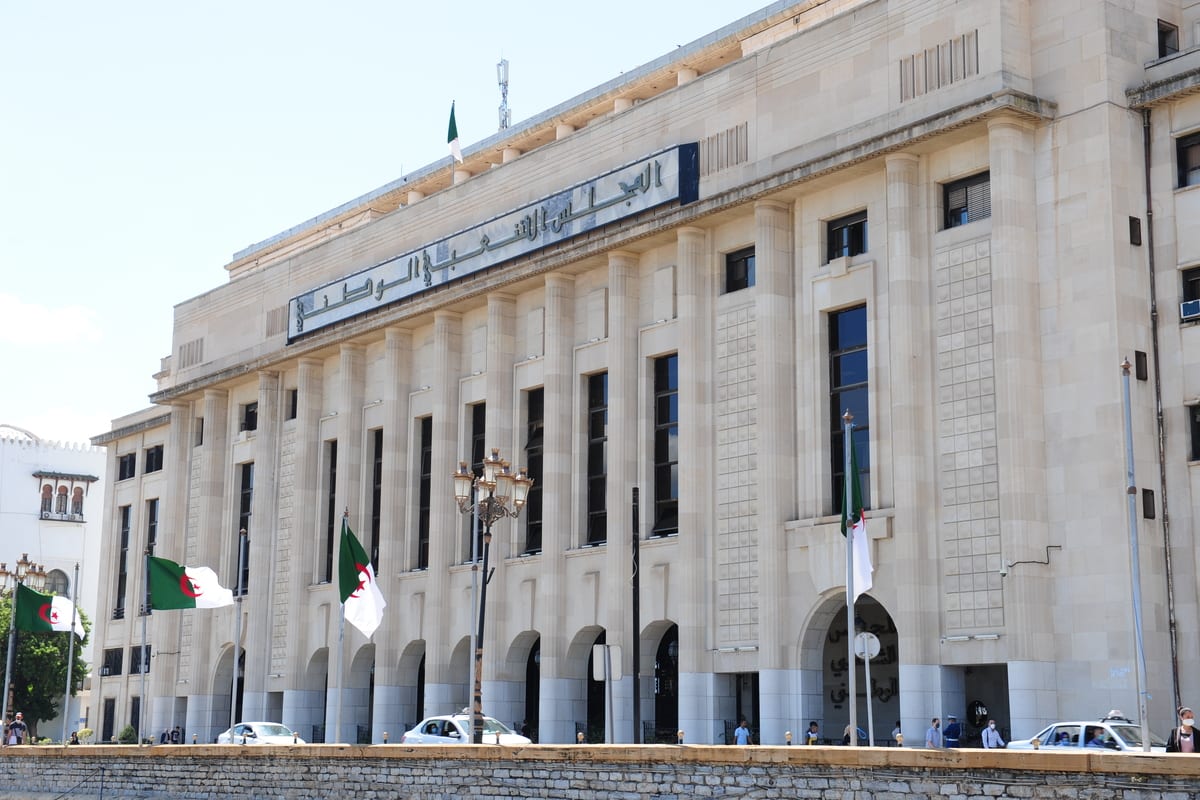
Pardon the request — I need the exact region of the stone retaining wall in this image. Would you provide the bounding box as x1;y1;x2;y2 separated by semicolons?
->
1;744;1198;800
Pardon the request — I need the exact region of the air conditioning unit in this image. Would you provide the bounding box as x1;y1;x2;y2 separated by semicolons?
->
1182;299;1200;321
40;511;51;520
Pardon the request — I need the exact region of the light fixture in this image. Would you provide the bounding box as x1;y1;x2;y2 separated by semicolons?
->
972;633;1000;641
942;635;970;643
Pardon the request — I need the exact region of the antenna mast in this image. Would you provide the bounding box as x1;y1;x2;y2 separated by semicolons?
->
497;58;511;130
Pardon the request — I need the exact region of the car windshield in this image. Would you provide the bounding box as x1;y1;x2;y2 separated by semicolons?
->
1110;724;1167;748
481;717;515;735
254;724;293;737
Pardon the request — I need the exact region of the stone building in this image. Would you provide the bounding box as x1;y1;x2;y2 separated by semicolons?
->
90;0;1200;746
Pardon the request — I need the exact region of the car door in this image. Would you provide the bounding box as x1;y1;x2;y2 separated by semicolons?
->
1045;724;1081;748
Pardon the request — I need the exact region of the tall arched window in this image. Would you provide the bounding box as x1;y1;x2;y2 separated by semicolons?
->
71;487;84;516
55;486;68;514
45;569;70;596
41;485;53;514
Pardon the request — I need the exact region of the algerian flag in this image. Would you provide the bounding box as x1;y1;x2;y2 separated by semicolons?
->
447;101;463;163
339;518;386;638
148;556;234;610
15;583;85;637
840;442;874;603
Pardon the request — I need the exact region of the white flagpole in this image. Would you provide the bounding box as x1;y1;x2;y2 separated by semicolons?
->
1;582;18;727
61;562;80;743
231;529;247;736
335;512;347;744
843;410;858;748
140;550;149;745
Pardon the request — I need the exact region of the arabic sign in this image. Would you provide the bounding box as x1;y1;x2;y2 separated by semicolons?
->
288;143;700;341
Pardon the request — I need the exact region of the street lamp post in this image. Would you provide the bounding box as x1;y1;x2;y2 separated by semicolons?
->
452;449;533;744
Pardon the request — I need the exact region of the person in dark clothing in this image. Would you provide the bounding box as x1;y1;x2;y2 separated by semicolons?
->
942;714;961;748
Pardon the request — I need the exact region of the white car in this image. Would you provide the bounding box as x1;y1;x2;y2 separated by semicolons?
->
217;722;305;745
1008;713;1166;753
400;714;531;745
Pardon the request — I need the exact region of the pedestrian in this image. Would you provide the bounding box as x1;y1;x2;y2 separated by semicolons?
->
160;728;170;744
806;721;820;745
68;731;80;745
1166;706;1196;753
8;712;27;745
942;714;961;748
734;719;752;745
981;718;1005;749
171;726;181;744
925;717;941;749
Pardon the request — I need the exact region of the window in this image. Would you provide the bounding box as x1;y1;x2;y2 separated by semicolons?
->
943;171;990;228
1184;267;1200;303
55;487;68;514
1189;405;1200;462
102;648;123;676
236;463;253;594
586;373;608;544
724;247;756;293
827;210;868;261
1158;19;1179;58
464;404;487;560
129;644;151;675
144;444;164;473
370;428;383;570
40;485;52;514
194;417;204;447
417;418;433;570
1177;134;1200;188
830;305;870;508
241;402;258;433
117;453;136;481
71;487;84;516
142;499;158;614
524;391;544;554
287;389;299;421
323;442;337;583
653;355;679;536
114;505;131;619
44;569;69;596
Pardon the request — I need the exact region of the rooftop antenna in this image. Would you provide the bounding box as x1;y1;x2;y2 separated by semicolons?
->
497;58;510;130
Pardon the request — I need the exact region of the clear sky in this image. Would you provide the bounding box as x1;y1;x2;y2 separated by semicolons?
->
0;1;771;445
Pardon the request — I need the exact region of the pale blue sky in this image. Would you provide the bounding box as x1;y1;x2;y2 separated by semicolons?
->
0;1;771;444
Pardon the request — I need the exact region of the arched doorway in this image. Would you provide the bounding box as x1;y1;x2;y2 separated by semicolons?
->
524;639;540;741
584;631;605;742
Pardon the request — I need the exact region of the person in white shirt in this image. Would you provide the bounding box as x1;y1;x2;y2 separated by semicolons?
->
981;719;1005;749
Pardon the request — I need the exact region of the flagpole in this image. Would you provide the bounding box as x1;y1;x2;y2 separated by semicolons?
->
140;549;149;745
469;494;479;709
335;512;347;745
61;562;80;744
843;410;858;748
1;581;17;727
231;528;247;737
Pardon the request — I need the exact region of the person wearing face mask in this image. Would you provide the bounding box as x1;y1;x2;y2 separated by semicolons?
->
1166;706;1196;753
981;718;1005;749
925;717;941;749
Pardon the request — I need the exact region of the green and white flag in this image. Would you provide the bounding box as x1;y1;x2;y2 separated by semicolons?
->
339;518;386;638
447;101;463;163
148;556;234;610
15;583;84;637
840;443;874;603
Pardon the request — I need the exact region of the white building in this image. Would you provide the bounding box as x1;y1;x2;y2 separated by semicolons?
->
90;0;1200;747
0;426;105;736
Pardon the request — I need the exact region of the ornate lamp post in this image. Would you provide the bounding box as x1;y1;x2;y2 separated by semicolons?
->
452;448;533;744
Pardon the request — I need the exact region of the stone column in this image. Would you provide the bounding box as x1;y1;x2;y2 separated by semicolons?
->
424;311;462;712
987;114;1051;735
674;226;718;743
754;199;797;744
241;370;280;721
536;274;576;743
150;401;194;734
187;387;228;742
484;294;516;487
602;251;639;742
372;326;413;742
282;358;325;738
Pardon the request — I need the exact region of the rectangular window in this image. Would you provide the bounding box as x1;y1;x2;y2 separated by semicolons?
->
524;391;544;554
465;404;487;561
102;647;123;676
194;417;204;447
140;498;159;615
144;444;164;473
117;453;136;481
586;373;608;544
417;418;433;570
653;355;679;537
237;462;253;594
943;171;990;228
287;389;299;421
370;428;383;570
130;696;141;732
114;505;130;619
827;210;868;261
241;402;259;433
1177;134;1200;188
830;305;871;509
724;247;756;293
1185;268;1200;303
1189;405;1200;462
323;442;337;583
1158;19;1180;58
129;644;151;674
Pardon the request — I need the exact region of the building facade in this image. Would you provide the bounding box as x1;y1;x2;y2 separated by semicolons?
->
0;428;105;735
90;0;1200;746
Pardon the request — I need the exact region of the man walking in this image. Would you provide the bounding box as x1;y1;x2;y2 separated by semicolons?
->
981;719;1005;749
925;717;941;749
8;712;28;745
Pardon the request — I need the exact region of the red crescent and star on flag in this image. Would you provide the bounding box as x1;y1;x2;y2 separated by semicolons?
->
180;574;203;598
38;603;59;625
350;563;370;598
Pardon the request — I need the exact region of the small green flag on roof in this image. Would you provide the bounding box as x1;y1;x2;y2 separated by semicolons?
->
448;101;463;163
